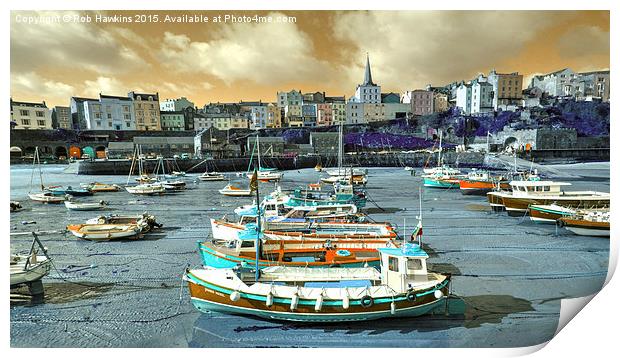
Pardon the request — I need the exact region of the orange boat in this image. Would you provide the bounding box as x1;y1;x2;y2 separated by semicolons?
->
459;179;510;195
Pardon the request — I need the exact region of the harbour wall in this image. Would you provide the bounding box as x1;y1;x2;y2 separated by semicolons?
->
68;152;487;175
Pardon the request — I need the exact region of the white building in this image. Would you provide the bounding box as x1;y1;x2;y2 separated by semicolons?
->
471;81;494;114
455;83;472;115
160;97;195;112
83;94;136;130
10;99;52;129
353;54;381;104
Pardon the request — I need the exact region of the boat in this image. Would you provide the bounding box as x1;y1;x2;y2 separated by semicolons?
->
315;164;323;172
10;201;23;212
485;170;542;211
458;170;511;196
85;212;161;232
528;204;577;223
245;135;283;182
422;131;461;178
66;223;144;241
28;147;66;203
184;240;450;322
64;200;108;211
161;180;186;191
135;175;158;183
287;182;367;209
322;125;368;185
126;182;166;195
152;157;187;191
422;174;461;189
500;180;610;217
10;233;52;287
199;172;226;181
47;185;94;196
28;192;66;204
558;211;610;237
80;182;121;192
219;183;254;197
199;232;395;269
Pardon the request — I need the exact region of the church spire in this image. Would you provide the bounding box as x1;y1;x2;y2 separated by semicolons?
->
363;53;376;86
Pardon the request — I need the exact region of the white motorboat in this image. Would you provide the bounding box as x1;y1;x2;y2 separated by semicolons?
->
28;192;65;203
161;180;186;191
125;183;166;195
219;184;253;197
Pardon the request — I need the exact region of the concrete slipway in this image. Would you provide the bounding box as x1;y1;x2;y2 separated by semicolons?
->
9;163;609;347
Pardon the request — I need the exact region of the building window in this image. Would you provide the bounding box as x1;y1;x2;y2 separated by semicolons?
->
37;120;45;126
20;109;29;116
96;121;102;127
22;119;30;125
126;122;131;128
36;111;44;117
124;114;131;120
107;113;112;119
95;113;101;119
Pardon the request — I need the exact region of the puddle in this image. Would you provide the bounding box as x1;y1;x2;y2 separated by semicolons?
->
10;281;114;306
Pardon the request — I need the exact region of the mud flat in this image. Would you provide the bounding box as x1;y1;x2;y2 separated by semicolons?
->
10;163;609;347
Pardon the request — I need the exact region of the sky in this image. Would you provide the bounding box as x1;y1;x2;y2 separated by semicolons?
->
10;10;610;108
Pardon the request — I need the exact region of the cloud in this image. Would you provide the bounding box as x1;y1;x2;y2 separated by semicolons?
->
11;72;75;105
158;12;334;84
557;25;609;58
332;11;572;90
83;76;126;97
11;10;149;74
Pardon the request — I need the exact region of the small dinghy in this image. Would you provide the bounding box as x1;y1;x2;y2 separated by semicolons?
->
199;172;226;181
28;192;65;204
219;184;253;197
10;201;23;212
10;233;52;288
66;223;144;241
85;212;161;232
126;183;166;195
64;199;108;211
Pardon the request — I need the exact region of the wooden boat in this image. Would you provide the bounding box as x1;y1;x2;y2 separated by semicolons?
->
528;204;577;223
10;234;52;287
80;182;121;192
558;211;610;237
28;192;65;204
500;180;610;217
199;235;396;269
458;171;510;196
85;213;161;232
219;184;253;197
199;172;226;181
10;201;23;212
66;223;144;241
185;242;450;322
126;183;166;195
64;200;108;211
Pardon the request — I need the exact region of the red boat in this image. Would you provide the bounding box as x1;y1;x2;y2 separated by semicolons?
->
459;179;510;195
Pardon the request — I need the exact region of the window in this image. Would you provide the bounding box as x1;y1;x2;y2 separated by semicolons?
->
123;105;130;112
543;186;550;192
108;122;112;127
107;113;112;119
37;120;45;126
36;111;44;117
96;121;102;127
126;122;131;128
137;104;142;109
240;241;254;248
388;257;399;272
20;109;29;116
22;119;30;125
106;106;112;112
95;113;101;119
407;259;422;270
124;114;131;120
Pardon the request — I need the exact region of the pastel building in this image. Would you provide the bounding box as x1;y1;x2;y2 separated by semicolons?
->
84;94;136;130
10;99;52;129
129;91;161;131
471;80;494;114
70;96;97;130
327;97;346;125
160;110;186;131
266;103;282;128
316;103;333;126
160;97;194;112
487;70;523;109
409;90;434;115
52;106;71;129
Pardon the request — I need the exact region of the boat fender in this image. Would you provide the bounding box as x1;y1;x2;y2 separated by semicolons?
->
290;294;299;311
360;295;374;308
230;291;241;302
434;290;443;299
342;294;350;310
266;292;274;307
406;290;417;302
315;294;324;312
390;301;396;315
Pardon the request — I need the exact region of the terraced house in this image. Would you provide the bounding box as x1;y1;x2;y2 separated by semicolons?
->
10;99;52;129
83;94;135;130
129;91;161;131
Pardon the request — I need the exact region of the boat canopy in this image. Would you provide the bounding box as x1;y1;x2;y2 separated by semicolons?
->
377;243;429;259
508;180;571;187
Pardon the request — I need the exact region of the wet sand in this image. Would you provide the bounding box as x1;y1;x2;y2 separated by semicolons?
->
10;163;609;347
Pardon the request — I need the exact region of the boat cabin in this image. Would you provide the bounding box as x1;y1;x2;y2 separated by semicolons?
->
508;180;571;197
377;243;430;292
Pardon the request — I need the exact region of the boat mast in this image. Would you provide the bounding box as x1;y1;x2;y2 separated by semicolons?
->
256;134;261;170
338;124;343;174
253;170;261;282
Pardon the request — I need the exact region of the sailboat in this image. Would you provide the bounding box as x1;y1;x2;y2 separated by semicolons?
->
28;147;66;203
10;233;52;287
246;134;283;182
125;146;165;195
422;131;463;188
322;124;368;184
155;157;186;191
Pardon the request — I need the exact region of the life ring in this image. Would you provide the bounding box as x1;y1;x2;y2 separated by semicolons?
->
406;290;417;302
360;295;374;308
336;249;351;257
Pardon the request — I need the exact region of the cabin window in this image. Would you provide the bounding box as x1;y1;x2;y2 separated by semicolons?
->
544;186;550;191
388;257;399;272
240;241;254;248
407;259;423;270
535;186;542;192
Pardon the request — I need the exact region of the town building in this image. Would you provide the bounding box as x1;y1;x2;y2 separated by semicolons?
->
352;54;381;104
455;83;472;115
83;94;136;130
133;136;193;157
266;103;282;128
160;110;186;131
316;103;333;127
70;96;97;130
433;92;449;113
129;91;161;131
160;97;195;112
409;90;434;115
10;99;53;129
327;97;347;125
487;70;523;110
471;80;494;114
51;106;71;129
194;112;249;131
574;70;610;102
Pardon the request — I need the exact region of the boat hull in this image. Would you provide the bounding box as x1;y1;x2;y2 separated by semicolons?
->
502;197;610;217
528;205;574;223
459;180;509;196
186;273;450;322
423;178;457;189
10;258;52;286
560;218;610;237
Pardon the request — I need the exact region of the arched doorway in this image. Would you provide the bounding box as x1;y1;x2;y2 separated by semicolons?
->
95;145;107;159
69;146;81;159
82;146;95;159
55;146;68;159
504;137;518;150
10;146;22;158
